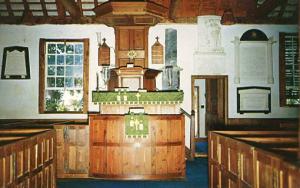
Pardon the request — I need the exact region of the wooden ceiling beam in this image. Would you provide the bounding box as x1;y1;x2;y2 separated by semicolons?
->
169;0;180;20
94;0;98;7
0;16;96;24
56;0;66;18
59;0;81;19
277;0;288;19
5;0;13;17
77;0;83;17
40;0;48;17
22;0;35;24
256;0;281;18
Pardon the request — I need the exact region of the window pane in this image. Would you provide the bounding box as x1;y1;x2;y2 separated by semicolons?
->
57;66;64;76
66;66;73;76
47;44;56;54
65;77;74;87
47;55;55;65
75;55;83;65
45;90;83;112
66;44;74;54
74;77;83;87
57;44;65;54
57;55;65;65
47;78;55;87
45;90;64;111
65;90;83;111
48;66;55;76
75;44;83;54
43;41;85;112
73;66;83;77
56;78;64;87
66;55;74;65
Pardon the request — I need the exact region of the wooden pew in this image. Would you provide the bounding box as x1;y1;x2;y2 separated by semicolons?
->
209;130;300;188
0;128;56;188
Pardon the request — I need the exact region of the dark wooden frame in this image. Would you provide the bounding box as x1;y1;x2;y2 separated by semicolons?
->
190;75;228;159
1;46;30;79
237;86;271;114
279;32;299;107
39;38;89;114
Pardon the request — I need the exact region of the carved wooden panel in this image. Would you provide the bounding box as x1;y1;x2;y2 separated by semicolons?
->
55;125;89;178
115;26;148;68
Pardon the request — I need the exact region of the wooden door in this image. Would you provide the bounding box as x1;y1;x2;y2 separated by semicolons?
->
115;26;148;68
206;78;226;131
55;125;89;178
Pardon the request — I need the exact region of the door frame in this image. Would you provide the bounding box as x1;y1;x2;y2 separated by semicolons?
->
191;75;228;135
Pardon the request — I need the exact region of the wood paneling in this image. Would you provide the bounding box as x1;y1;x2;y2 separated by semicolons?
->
226;118;298;129
89;114;185;179
55;125;89;178
0;128;56;188
209;131;300;188
115;26;148;68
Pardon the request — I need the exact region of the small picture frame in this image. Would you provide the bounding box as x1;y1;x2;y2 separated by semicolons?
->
1;46;30;79
237;86;271;114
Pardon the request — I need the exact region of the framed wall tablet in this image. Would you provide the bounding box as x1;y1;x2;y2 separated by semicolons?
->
232;29;275;84
237;86;271;114
1;46;30;79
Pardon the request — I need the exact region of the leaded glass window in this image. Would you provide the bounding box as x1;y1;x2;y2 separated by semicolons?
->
39;39;89;113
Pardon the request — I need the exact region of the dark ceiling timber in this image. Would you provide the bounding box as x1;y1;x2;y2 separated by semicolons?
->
0;0;298;25
59;0;82;19
256;0;282;18
169;0;181;20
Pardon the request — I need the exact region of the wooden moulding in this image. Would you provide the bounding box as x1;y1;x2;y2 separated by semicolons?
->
151;37;164;64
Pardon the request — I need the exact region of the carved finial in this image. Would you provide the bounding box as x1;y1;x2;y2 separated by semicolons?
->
102;38;106;44
155;36;159;42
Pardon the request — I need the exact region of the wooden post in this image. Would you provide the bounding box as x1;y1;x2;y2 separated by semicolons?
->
190;110;195;161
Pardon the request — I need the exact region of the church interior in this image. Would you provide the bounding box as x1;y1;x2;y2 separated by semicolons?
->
0;0;299;187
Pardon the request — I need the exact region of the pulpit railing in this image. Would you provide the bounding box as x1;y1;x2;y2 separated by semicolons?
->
180;108;195;161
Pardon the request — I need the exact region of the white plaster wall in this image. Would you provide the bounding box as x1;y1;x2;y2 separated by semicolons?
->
0;24;115;119
0;23;298;120
148;23;299;119
222;24;299;118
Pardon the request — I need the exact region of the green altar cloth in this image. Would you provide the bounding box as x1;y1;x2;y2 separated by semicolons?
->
92;90;184;105
125;113;148;138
